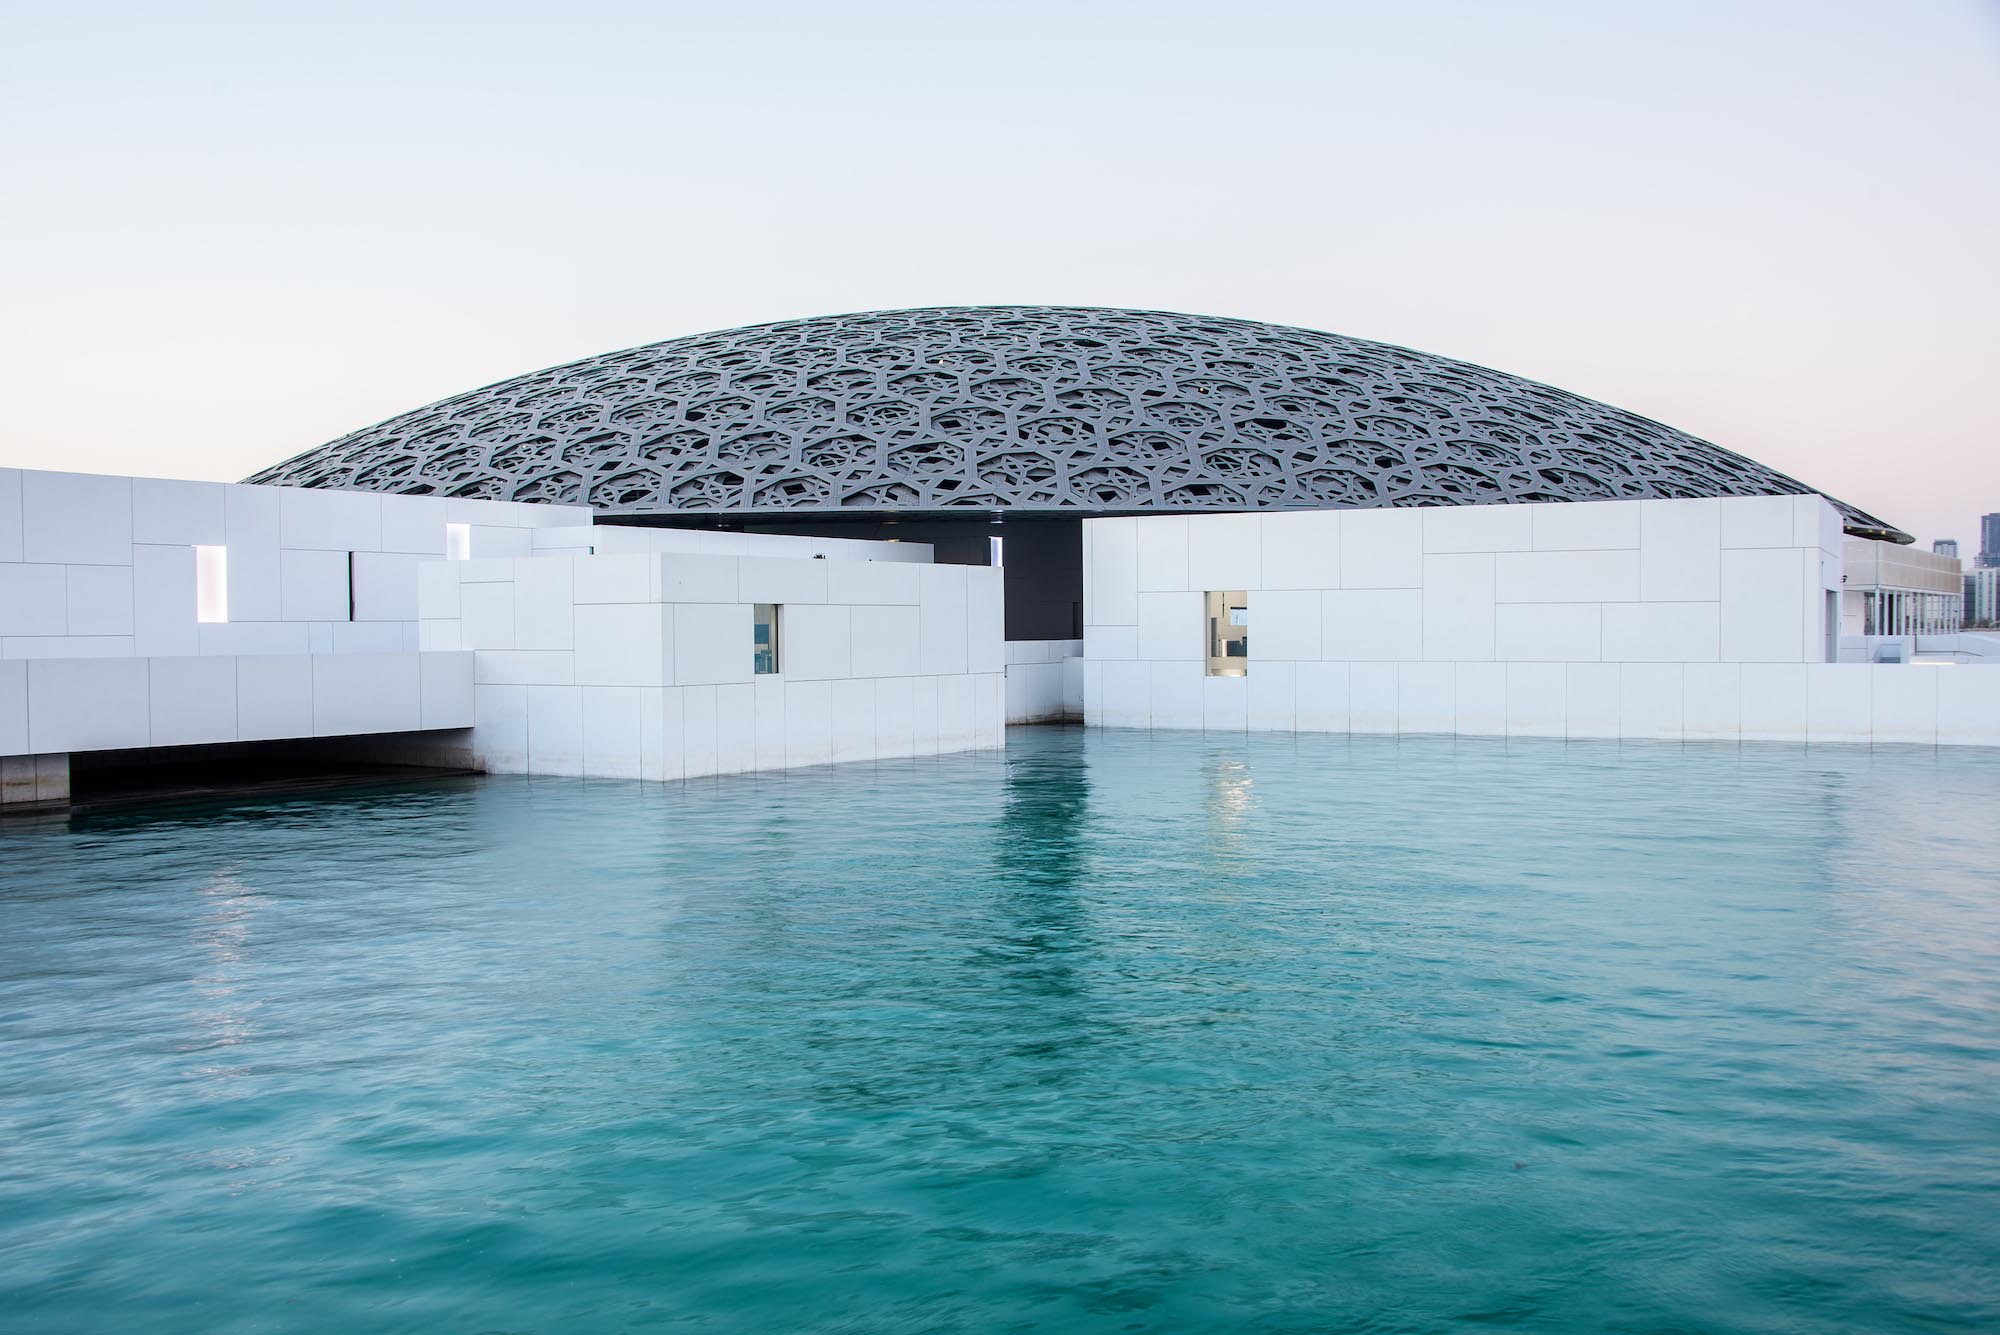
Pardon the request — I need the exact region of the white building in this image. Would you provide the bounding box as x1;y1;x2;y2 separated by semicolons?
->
1;468;1006;808
1080;496;2000;746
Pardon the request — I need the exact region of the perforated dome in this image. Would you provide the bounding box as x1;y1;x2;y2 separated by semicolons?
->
248;306;1905;542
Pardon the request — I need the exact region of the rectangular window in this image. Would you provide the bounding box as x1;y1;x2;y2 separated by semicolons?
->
1205;590;1248;676
988;534;1005;568
194;545;228;623
753;603;781;675
445;522;471;561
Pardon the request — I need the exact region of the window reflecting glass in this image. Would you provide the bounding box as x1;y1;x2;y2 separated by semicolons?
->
754;604;780;674
1205;590;1248;676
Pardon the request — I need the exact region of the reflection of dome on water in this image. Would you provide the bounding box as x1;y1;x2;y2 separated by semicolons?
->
248;305;1905;542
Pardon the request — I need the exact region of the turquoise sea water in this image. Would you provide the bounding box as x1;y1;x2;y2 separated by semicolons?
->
3;729;1998;1334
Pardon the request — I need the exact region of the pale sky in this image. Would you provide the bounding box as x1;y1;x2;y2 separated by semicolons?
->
3;1;1995;549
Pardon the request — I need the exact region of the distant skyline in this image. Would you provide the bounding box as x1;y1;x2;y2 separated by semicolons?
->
2;1;1995;550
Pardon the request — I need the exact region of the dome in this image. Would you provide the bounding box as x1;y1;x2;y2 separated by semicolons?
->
247;306;1906;542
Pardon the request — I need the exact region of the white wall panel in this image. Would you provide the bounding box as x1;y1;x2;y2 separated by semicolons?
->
224;485;283;622
1619;664;1683;740
1805;663;1871;743
1421;554;1494;660
1455;662;1506;735
1251;589;1321;661
0;659;25;754
1135;516;1190;592
416;561;460;621
1720;495;1796;549
912;675;940;756
573;553;654;605
314;653;421;737
380;495;447;556
200;622;309;656
0;470;20;563
830;678;877;763
526;684;585;776
1246;660;1296;731
281;548;350;622
782;679;834;766
1186;513;1261;590
1565;664;1620;738
785;604;853;681
133;478;226;546
1602;602;1718;663
1349;662;1398;733
27;658;147;752
1294;661;1349;732
658;554;739;602
828;560;920;605
967;569;1005;674
1505;663;1566;737
1937;668;2000;746
474;650;574;686
1870;668;1938;745
672;602;752;686
1424;503;1531;554
575;603;669;687
0;565;67;636
716;682;756;773
1496;549;1640;603
149;655;237;746
280;486;382;552
1719;549;1807;663
1323;590;1422;661
419;652;474;729
1098;661;1149;728
1259;510;1340;589
1339;509;1423;588
1149;661;1202;729
875;676;916;757
580;686;645;779
1532;499;1639;551
1494;602;1600;662
937;675;976;752
1089;518;1138;625
851;604;919;679
753;675;786;769
473;683;529;772
511;557;575;651
1200;673;1248;731
351;553;426;622
917;564;970;675
330;622;416;654
739;554;829;605
1136;591;1203;661
2;636;133;659
1398;662;1454;734
1682;664;1741;740
1639;498;1721;601
23;472;131;565
1739;664;1808;740
1084;624;1137;659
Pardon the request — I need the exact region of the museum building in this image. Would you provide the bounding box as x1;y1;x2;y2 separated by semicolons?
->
4;307;1994;808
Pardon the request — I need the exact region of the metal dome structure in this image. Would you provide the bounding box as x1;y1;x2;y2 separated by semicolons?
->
248;305;1905;543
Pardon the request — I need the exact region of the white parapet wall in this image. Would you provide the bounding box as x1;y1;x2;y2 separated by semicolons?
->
0;467;584;659
1082;495;2000;746
0;651;475;755
419;550;1007;777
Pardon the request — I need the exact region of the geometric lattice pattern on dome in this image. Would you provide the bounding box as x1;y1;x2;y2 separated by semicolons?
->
247;306;1906;542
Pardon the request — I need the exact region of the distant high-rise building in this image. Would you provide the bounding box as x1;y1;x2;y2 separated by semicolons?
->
1933;539;1959;558
1966;568;2000;627
1980;513;2000;569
